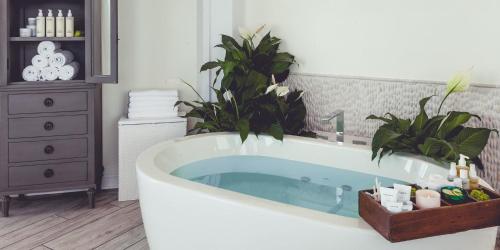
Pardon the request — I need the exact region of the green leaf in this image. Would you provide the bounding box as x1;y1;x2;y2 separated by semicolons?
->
437;111;480;139
451;127;498;158
366;115;392;123
237;119;250;142
371;127;401;160
418;138;456;161
267;123;284;141
412;96;433;132
200;61;220;72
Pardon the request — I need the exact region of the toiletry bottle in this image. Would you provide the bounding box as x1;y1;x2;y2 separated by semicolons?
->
27;18;37;37
459;169;470;190
456;154;469;175
65;10;75;37
36;9;46;37
447;162;457;181
56;10;65;37
45;9;55;37
469;164;480;190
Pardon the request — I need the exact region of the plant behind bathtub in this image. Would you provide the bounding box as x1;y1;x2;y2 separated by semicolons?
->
176;26;313;142
367;69;498;168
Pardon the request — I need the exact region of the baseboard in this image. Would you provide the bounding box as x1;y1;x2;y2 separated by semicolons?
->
101;174;119;190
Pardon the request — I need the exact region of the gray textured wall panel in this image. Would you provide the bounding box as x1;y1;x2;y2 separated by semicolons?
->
286;74;500;190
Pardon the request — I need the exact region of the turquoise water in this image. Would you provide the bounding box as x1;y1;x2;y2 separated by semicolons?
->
171;156;404;218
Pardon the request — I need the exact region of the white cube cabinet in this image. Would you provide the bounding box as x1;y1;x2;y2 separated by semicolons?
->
118;117;186;201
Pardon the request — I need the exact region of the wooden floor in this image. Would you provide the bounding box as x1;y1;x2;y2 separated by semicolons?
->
1;189;499;250
0;190;148;250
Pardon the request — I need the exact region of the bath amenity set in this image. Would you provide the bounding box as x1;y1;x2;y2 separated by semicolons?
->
25;9;75;38
22;41;79;81
128;90;179;119
359;159;500;242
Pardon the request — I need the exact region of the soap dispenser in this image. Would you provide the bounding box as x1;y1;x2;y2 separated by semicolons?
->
36;9;46;37
457;154;470;175
65;10;75;37
469;164;480;189
56;10;65;37
46;9;55;37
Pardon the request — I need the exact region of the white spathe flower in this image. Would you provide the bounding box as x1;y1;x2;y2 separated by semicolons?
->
276;86;290;97
265;84;278;95
446;68;473;95
223;90;234;102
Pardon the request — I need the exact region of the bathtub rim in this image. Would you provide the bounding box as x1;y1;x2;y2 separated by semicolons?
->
136;132;494;235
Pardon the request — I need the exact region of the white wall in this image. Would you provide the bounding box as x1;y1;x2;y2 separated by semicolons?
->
240;0;500;85
101;0;199;188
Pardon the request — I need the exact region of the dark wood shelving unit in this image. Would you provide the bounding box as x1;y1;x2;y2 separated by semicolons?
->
9;37;85;42
0;0;118;217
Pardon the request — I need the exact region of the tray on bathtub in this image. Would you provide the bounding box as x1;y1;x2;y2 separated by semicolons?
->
358;185;500;243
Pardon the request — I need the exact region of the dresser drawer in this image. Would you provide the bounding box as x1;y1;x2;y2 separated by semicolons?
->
9;138;88;163
8;162;88;187
8;92;88;114
9;115;88;139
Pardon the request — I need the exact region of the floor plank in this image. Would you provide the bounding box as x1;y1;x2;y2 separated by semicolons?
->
126;238;150;250
2;204;121;250
32;246;52;250
0;215;66;248
56;190;118;219
95;224;146;250
44;202;142;250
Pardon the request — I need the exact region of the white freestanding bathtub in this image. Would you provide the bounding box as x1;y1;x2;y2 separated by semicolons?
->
136;133;498;250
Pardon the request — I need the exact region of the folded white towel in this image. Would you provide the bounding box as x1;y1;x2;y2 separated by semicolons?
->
128;106;179;114
40;67;59;81
129;90;178;98
37;41;62;56
58;62;80;80
128;112;179;119
22;66;41;82
128;100;178;107
49;50;74;67
32;55;49;68
129;97;179;104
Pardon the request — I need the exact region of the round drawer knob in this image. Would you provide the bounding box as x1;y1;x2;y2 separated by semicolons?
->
43;98;54;107
44;145;55;154
44;121;54;131
44;169;55;178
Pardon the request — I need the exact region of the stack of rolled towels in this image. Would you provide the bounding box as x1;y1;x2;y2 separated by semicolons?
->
22;41;80;82
128;90;179;119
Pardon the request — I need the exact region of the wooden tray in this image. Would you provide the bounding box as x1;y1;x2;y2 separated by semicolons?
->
358;186;500;242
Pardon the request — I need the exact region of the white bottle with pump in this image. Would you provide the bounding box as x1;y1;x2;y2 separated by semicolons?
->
56;10;65;37
36;9;46;37
456;154;469;176
65;10;75;37
45;9;55;37
469;164;480;189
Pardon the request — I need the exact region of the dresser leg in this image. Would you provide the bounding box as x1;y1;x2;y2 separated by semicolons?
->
1;196;11;217
87;188;96;209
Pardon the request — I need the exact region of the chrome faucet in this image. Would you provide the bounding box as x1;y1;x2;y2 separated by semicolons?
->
319;110;344;143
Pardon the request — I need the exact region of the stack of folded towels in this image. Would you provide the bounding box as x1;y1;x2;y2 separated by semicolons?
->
22;41;79;82
128;90;179;119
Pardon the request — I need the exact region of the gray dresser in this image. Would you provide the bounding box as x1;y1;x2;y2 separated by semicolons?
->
0;0;118;217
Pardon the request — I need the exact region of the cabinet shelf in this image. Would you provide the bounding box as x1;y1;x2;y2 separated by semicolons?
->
9;37;85;42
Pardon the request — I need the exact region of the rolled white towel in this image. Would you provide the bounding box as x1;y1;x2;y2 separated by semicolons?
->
37;41;62;56
22;66;41;82
32;55;49;68
49;50;74;67
40;67;59;81
58;62;80;80
129;90;178;98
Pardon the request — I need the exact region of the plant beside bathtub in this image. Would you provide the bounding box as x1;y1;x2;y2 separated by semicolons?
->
367;69;498;168
176;25;313;142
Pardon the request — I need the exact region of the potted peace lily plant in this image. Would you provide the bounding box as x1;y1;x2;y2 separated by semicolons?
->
176;26;314;142
368;69;498;169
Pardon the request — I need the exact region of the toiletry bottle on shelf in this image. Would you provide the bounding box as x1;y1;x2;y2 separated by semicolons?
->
456;154;469;175
46;9;55;37
469;164;480;189
56;10;65;37
66;10;75;37
36;9;45;37
460;169;470;190
447;162;457;182
27;18;37;37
